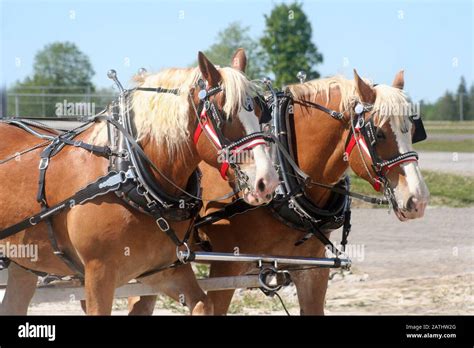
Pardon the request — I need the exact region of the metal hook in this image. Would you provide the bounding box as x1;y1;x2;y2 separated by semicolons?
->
297;71;307;84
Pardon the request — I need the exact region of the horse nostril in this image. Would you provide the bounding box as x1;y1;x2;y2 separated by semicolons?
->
257;178;266;193
406;196;417;212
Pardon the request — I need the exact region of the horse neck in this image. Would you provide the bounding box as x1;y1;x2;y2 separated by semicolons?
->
292;97;350;207
140;136;199;196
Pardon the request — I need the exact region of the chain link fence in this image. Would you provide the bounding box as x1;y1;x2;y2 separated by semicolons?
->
1;86;115;120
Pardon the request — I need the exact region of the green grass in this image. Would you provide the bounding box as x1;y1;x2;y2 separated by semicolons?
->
411;121;474;152
413;139;474;153
349;170;474;208
424;128;474;135
424;121;474;135
420;170;474;207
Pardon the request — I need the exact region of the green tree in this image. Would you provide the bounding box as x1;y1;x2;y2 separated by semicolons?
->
456;76;469;121
433;91;457;120
420;100;434;120
468;84;474;120
28;41;95;89
260;2;323;87
8;42;95;117
195;22;264;80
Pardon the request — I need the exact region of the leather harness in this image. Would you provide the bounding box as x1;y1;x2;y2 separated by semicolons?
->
192;88;427;258
0;79;270;278
0;79;428;278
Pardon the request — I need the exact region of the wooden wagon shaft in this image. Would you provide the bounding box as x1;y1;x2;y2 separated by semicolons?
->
0;275;272;304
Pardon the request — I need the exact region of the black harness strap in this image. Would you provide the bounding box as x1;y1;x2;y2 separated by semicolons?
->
194;199;260;229
44;218;85;276
0;171;131;241
31;129;119;276
136;87;180;95
57;137;113;157
293;99;344;120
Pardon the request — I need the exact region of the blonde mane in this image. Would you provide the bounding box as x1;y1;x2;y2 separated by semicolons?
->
288;75;413;129
89;66;257;158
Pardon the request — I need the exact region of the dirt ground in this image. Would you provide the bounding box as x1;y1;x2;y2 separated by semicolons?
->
22;207;473;315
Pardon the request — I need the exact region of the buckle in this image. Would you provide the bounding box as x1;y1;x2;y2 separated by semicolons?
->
147;201;158;209
38;158;49;170
156;217;170;232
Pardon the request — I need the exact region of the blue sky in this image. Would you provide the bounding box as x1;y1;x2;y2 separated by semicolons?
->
1;0;472;102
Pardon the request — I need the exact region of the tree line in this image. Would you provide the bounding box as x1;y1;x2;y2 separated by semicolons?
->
420;77;474;121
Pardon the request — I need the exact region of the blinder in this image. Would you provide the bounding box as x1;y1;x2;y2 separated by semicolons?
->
409;115;427;144
255;96;272;124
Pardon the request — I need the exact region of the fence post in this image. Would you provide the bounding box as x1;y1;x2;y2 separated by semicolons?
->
0;86;6;118
15;95;19;116
42;87;46;117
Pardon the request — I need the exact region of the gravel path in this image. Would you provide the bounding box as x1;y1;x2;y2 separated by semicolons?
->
418;151;474;176
10;207;471;315
339;207;474;280
428;134;474;141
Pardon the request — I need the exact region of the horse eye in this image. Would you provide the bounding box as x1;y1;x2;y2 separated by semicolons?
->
376;129;386;140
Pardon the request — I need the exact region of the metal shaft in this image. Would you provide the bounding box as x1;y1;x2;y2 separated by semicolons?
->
181;251;351;269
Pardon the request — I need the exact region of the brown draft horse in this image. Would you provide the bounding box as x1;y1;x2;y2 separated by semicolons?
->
128;55;430;315
0;51;279;315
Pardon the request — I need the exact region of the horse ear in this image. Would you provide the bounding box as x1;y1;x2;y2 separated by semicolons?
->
392;70;405;89
231;48;247;72
198;51;221;86
353;69;376;103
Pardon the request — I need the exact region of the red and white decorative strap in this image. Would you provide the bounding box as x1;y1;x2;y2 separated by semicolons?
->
345;126;418;192
193;108;268;180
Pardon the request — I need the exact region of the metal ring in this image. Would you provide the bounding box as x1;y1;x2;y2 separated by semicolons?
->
176;242;191;264
258;266;282;292
136;185;147;196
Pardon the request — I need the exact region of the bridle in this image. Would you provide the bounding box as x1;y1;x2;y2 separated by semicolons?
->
293;96;425;209
186;78;270;190
343;102;421;209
